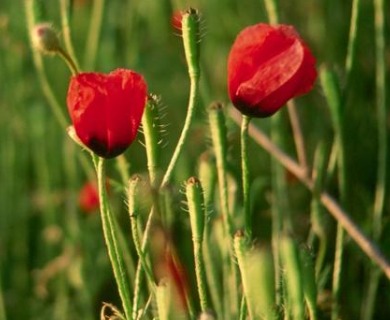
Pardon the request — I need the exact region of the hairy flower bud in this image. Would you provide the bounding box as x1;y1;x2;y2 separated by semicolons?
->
31;23;61;54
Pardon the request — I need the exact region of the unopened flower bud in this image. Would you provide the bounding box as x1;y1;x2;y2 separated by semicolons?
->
31;23;61;54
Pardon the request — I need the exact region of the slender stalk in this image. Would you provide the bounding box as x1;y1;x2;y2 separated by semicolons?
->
229;108;390;280
160;9;200;189
320;67;347;320
263;0;278;24
311;143;329;278
234;232;276;320
127;178;154;282
332;224;344;320
203;230;224;318
83;0;105;70
130;98;163;317
264;0;309;174
127;176;155;319
24;0;67;128
25;0;92;180
239;297;247;320
345;0;361;88
280;234;305;320
57;47;79;75
271;111;291;306
160;73;199;189
208;104;234;236
115;155;131;186
142;97;161;187
208;105;239;318
240;115;252;240
96;157;132;320
186;177;210;312
194;237;209;312
372;0;387;273
363;0;387;318
287;100;308;173
59;0;80;70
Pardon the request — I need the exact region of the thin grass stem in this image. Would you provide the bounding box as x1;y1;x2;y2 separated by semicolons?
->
96;157;132;320
59;0;80;70
287;100;308;173
160;72;199;189
345;0;361;88
186;177;210;312
83;0;105;70
363;0;387;318
240;115;252;240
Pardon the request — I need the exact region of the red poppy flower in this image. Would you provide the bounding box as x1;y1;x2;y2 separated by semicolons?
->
228;23;317;118
79;181;100;213
67;68;147;158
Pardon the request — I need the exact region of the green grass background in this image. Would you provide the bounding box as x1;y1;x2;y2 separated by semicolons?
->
0;0;389;319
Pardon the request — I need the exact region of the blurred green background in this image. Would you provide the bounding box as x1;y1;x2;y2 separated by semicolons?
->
0;0;389;319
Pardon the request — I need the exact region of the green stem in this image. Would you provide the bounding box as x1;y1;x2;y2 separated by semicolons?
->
208;104;234;236
344;0;361;88
239;297;247;320
132;206;157;319
186;177;209;312
263;0;279;24
208;104;239;317
372;0;386;260
129;214;154;282
194;241;208;312
24;0;67;128
280;234;305;320
59;0;80;71
363;0;387;318
142;97;160;187
96;157;132;320
83;0;105;70
57;47;79;75
331;224;344;320
115;155;131;186
320;67;347;320
287;100;308;172
241;115;252;240
127;176;155;319
160;9;200;189
203;231;224;318
25;0;92;180
160;74;199;189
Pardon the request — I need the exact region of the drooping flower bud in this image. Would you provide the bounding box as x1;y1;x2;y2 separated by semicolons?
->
31;23;61;54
